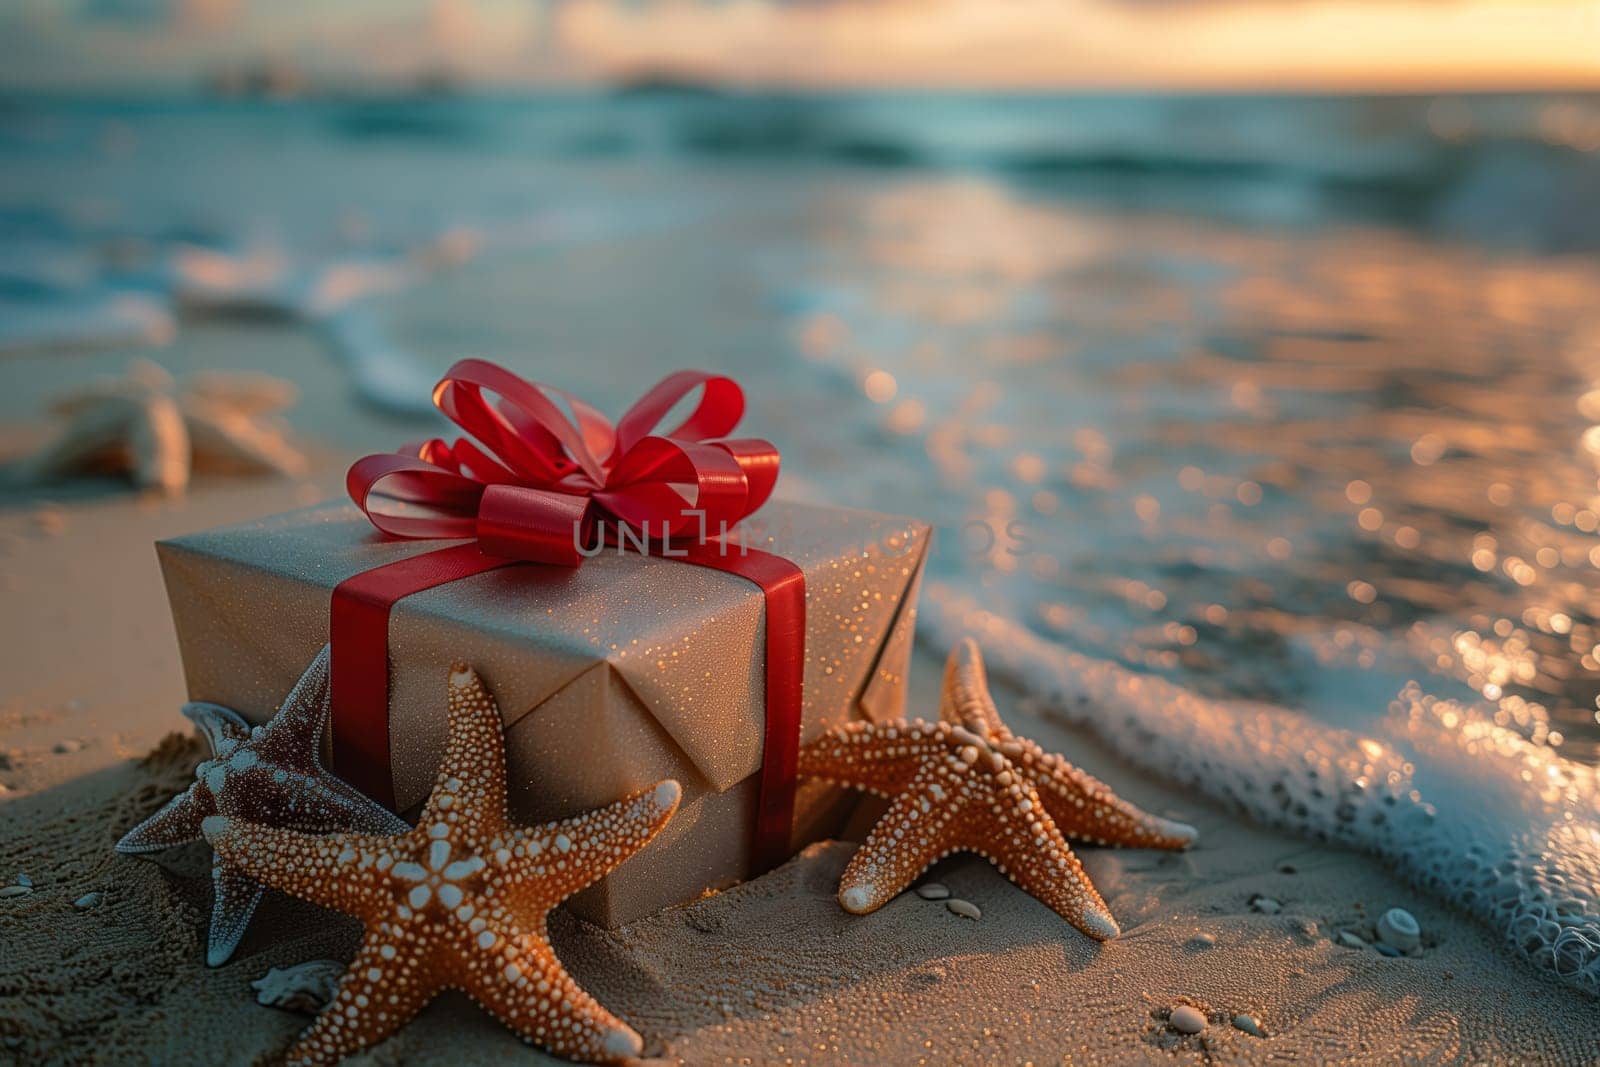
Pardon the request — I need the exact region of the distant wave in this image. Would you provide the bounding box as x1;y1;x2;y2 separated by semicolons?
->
328;102;488;144
306;90;1600;250
5;91;1593;249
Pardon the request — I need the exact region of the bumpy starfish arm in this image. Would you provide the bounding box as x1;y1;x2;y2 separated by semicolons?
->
504;780;681;904
206;861;265;967
14;399;138;481
249;645;331;764
284;938;436;1067
202;816;396;919
183;400;307;477
182;701;252;754
1023;743;1197;850
798;721;943;797
415;666;509;838
241;768;411;836
939;637;1009;736
942;638;1197;851
460;920;644;1065
116;788;207;852
980;782;1120;941
128;390;190;494
836;763;965;915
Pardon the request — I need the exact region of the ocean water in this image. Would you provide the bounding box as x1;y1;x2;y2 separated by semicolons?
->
2;90;1599;993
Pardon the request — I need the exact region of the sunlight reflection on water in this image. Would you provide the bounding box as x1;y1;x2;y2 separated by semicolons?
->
775;180;1600;764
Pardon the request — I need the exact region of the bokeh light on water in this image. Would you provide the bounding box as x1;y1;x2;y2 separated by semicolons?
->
772;179;1600;764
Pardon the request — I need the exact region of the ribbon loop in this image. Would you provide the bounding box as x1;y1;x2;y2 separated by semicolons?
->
612;370;745;456
348;360;779;560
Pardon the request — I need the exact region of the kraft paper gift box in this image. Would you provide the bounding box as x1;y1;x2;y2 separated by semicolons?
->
157;497;930;927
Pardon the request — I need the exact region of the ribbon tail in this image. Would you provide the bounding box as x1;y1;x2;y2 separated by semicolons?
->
680;540;807;873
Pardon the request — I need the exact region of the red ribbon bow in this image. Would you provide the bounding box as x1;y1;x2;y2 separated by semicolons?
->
348;358;781;566
331;359;805;874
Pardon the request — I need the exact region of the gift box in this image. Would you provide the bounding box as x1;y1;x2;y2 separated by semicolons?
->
157;496;929;926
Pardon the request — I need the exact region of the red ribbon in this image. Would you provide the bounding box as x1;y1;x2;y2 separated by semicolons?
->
330;360;804;873
346;360;780;566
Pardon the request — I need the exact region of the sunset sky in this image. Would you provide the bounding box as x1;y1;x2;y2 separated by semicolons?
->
2;0;1597;93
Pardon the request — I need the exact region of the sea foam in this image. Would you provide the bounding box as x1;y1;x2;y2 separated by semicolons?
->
922;587;1600;996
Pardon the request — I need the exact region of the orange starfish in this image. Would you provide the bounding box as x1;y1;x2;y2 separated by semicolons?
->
799;637;1197;940
203;662;680;1066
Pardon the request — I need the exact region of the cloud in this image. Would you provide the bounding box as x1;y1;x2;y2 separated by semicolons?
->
0;0;1595;91
552;0;1600;90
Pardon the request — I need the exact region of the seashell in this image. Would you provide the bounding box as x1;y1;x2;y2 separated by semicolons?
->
1376;907;1421;953
1232;1013;1265;1037
915;882;951;901
74;892;103;909
0;885;33;898
251;960;347;1014
1248;894;1282;915
945;898;981;920
1169;1005;1206;1034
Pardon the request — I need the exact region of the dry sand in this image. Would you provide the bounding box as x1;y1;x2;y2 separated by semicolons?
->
3;456;1600;1065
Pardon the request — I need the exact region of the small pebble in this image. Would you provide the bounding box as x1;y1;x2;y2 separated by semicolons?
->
916;882;951;901
252;960;346;1014
1336;931;1369;949
74;892;102;909
1374;942;1402;957
17;873;32;888
1169;1005;1207;1034
1185;933;1216;950
945;898;981;920
53;739;82;755
1232;1013;1266;1037
1376;907;1421;953
0;885;32;898
1248;894;1282;915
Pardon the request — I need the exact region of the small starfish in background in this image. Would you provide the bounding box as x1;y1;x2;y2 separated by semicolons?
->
204;662;681;1066
9;358;306;495
117;646;409;966
799;637;1197;941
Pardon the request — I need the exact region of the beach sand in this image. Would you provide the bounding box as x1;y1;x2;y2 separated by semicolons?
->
3;459;1598;1065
